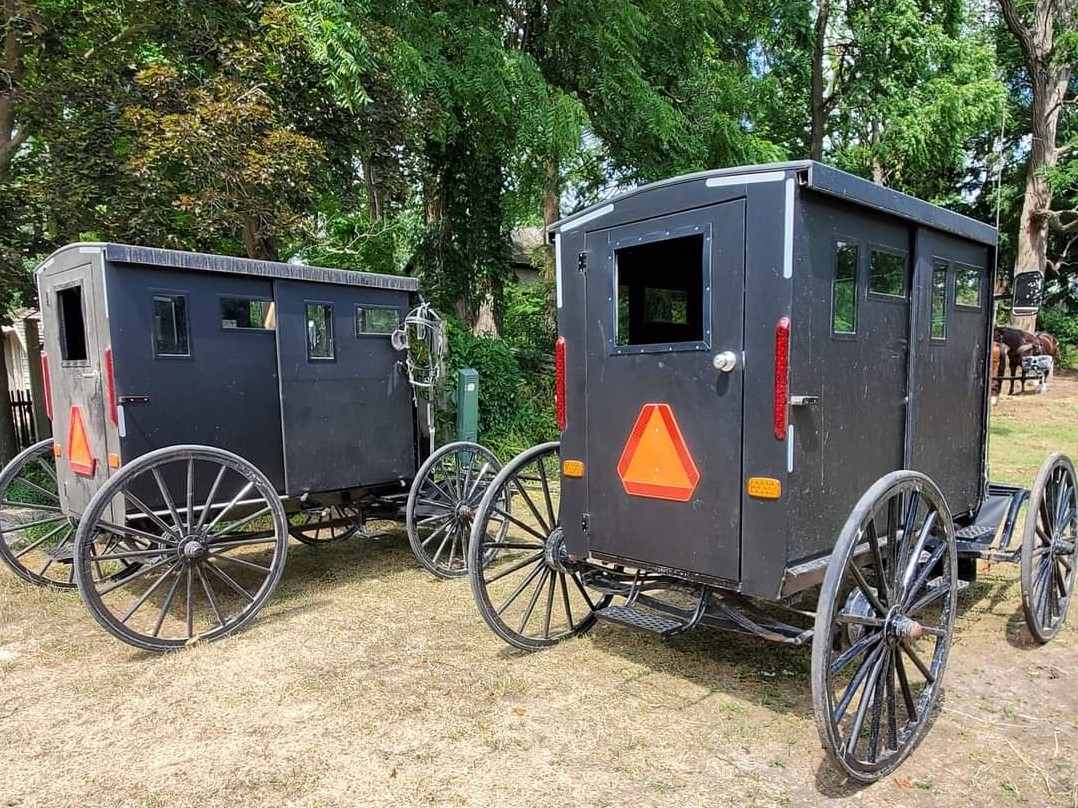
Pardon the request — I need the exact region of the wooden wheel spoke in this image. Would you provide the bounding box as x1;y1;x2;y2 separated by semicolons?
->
98;519;178;547
119;560;182;623
151;468;186;534
195;564;226;630
151;567;186;638
203;481;256;533
833;642;884;727
483;551;545;584
514;567;551;634
900;510;938;597
559;573;575;631
849;562;887;615
95;555;175;596
844;649;887;757
9;476;61;503
542;570;556;639
212;504;272;537
901;542;948;612
495;559;546;616
195;466;228;531
865;521;889;608
11;522;72;558
514;478;552;537
206;553;272;574
830;631;882;678
122;488;180;538
570;571;599;612
894;650;918;721
2;514;68;534
1;498;61;511
465;462;493;501
204;560;256;603
899;640;935;683
490;506;548;543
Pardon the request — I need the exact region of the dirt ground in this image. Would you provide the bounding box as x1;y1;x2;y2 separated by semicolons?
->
1;376;1077;808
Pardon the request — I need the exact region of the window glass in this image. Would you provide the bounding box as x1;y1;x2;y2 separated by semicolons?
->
356;307;400;336
832;242;858;334
221;298;276;330
306;303;334;359
931;261;948;340
57;286;88;361
153;294;190;356
615;234;704;347
955;265;981;308
869;249;907;297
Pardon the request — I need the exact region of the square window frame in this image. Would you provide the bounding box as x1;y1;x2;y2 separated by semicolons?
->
929;258;950;344
218;295;277;332
953;263;984;310
866;243;910;302
55;280;91;366
305;300;336;362
150;289;192;360
607;222;713;356
354;304;402;338
830;234;861;342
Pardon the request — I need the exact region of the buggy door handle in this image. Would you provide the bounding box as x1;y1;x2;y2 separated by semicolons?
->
118;396;150;405
712;351;738;372
791;395;818;406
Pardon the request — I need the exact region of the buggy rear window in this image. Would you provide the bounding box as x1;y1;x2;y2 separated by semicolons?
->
615;234;705;348
221;298;276;330
832;242;858;335
153;294;190;357
869;248;907;298
931;261;948;340
57;286;88;361
955;265;982;309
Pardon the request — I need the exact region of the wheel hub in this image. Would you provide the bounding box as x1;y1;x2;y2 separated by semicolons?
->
180;537;208;561
885;608;923;644
544;528;574;574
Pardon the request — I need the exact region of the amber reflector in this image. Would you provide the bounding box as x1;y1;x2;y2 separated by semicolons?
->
562;459;585;478
747;477;781;500
52;443;62;457
107;453;121;469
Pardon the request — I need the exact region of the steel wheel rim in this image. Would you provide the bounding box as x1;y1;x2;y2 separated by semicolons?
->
290;504;361;545
1022;454;1077;643
0;439;79;589
408;442;503;578
74;446;288;651
812;472;957;782
467;442;603;651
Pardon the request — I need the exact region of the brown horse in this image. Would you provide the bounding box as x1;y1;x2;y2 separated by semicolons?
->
994;326;1043;395
990;341;1004;403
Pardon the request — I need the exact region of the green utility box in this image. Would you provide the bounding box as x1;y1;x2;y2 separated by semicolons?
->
456;368;480;443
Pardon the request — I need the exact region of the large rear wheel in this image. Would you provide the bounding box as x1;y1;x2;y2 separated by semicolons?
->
811;471;957;782
74;445;288;652
0;439;78;588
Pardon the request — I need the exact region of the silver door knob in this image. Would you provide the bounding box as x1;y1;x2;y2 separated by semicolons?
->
713;351;738;372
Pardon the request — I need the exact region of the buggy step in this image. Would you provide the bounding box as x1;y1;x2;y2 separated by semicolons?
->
955;525;996;542
595;605;687;638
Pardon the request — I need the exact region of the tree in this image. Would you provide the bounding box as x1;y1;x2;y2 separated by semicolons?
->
999;0;1077;329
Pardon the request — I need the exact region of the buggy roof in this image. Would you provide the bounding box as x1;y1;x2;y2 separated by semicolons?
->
38;243;420;293
548;161;997;247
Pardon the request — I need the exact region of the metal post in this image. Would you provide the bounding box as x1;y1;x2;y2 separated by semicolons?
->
456;368;479;443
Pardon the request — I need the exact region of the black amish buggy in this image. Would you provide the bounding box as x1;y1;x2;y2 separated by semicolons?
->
464;161;1076;781
0;243;502;650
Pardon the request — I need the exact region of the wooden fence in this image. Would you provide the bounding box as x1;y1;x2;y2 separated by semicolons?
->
9;389;38;452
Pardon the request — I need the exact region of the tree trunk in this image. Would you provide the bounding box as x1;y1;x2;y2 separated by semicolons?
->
810;0;831;161
1;0;28;179
999;0;1074;331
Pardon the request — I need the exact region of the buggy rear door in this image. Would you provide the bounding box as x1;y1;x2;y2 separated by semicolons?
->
38;257;111;515
582;200;746;584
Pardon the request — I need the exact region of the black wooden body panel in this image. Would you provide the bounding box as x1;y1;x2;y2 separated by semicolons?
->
274;280;414;495
906;231;991;517
787;197;911;567
108;264;286;491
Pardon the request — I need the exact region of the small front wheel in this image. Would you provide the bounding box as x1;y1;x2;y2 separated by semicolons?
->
467;442;606;651
811;471;957;782
74;445;288;652
1021;453;1077;643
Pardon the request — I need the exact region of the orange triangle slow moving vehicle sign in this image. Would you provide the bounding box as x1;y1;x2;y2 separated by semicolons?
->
67;406;96;476
616;403;700;502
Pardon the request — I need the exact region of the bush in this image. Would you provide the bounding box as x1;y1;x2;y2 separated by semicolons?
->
1036;308;1078;370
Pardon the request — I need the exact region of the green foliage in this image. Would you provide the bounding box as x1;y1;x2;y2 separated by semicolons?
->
1035;308;1078;370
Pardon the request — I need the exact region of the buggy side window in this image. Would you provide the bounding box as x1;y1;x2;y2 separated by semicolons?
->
955;265;982;309
221;298;276;330
832;241;858;335
57;285;88;361
306;302;334;360
931;261;948;341
355;306;400;336
869;248;907;298
615;233;705;348
153;294;190;357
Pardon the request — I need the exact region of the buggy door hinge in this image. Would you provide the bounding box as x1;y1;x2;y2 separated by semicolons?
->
577;252;587;273
581;512;590;535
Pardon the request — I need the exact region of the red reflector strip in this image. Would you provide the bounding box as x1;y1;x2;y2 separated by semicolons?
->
103;347;118;425
555;336;567;431
41;352;52;420
774;317;791;440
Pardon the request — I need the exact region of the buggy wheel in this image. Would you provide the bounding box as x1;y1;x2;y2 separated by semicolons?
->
289;504;361;545
0;439;78;589
407;441;502;578
468;442;606;651
811;471;957;782
74;445;288;652
1021;453;1077;643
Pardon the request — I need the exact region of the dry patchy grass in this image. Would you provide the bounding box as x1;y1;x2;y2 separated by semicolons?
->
2;377;1078;807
